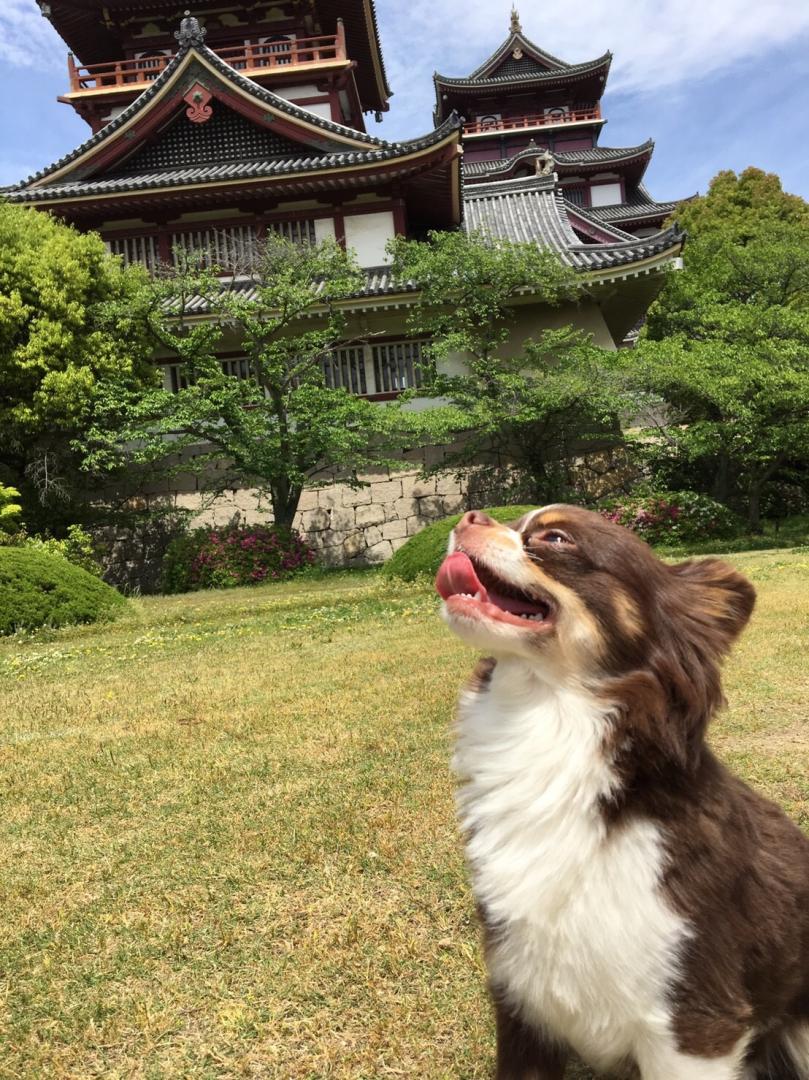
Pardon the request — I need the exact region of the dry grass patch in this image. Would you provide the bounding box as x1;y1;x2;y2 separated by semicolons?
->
0;552;806;1078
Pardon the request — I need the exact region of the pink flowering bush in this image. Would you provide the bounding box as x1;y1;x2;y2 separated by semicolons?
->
598;491;739;545
162;524;316;593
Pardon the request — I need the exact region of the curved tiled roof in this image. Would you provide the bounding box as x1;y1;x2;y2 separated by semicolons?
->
4;122;460;203
467;30;571;78
181;267;418;315
7;31;434;195
554;140;654;165
462;176;683;272
462;141;653;181
563;204;639;242
435;52;611;91
584;194;679;225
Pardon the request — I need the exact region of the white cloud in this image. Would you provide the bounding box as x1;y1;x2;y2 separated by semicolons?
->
382;0;809;92
372;0;809;136
0;0;65;69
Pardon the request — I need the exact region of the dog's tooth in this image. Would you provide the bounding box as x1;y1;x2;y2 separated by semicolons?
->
474;590;484;602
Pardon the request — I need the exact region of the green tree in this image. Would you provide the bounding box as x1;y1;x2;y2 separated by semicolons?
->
0;203;156;529
0;483;22;535
82;237;429;528
630;168;809;530
390;230;628;503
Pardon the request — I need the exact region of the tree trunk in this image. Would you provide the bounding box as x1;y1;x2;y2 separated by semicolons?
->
746;456;785;534
271;479;302;530
747;482;763;534
712;452;731;504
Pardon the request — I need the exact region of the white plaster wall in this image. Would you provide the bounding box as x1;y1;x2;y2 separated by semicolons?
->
343;211;395;267
270;85;332;120
271;84;320;101
314;217;337;244
103;104;129;124
298;102;333;120
590;182;623;207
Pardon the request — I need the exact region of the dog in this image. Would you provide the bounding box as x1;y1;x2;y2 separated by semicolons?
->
435;506;809;1080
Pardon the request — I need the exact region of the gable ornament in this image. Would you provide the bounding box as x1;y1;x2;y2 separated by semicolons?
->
175;11;207;49
184;83;213;124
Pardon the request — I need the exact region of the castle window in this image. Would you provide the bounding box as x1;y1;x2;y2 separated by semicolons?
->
590;182;623;207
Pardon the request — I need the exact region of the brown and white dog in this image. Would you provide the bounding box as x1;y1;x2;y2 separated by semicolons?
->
435;506;809;1080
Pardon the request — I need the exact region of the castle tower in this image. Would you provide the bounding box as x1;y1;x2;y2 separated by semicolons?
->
435;10;680;237
6;3;684;371
41;0;391;133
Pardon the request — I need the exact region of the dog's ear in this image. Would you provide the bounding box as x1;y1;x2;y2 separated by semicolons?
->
668;557;756;656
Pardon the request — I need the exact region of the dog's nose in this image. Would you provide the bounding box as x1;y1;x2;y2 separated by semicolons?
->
458;510;496;529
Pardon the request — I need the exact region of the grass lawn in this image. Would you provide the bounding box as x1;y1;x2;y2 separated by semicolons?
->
1;549;807;1079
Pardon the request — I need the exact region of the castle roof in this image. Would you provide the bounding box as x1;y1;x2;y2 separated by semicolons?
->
4;20;458;224
574;185;685;228
462;176;682;274
40;0;392;113
462;141;655;183
434;13;611;122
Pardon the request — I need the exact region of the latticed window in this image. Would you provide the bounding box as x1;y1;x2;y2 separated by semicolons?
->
164;356;251;392
164;363;194;392
322;346;368;395
107;234;160;271
563;186;587;207
164;342;427;396
220;357;251;380
253;35;295;64
267;219;317;245
371;340;427;393
322;340;427;396
171;226;259;271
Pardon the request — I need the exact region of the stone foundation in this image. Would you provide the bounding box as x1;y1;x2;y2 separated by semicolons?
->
110;441;631;584
174;462;469;567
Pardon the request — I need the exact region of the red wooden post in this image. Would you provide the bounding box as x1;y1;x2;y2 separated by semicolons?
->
336;18;347;61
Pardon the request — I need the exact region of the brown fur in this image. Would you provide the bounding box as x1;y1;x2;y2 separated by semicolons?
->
448;506;809;1078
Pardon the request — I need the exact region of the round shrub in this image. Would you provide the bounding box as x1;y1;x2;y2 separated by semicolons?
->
598;490;740;545
0;547;126;636
162;523;316;593
383;506;535;582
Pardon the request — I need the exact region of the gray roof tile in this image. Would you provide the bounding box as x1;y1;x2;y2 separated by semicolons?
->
462;176;683;270
462;141;653;180
435;53;611;91
7;35;456;196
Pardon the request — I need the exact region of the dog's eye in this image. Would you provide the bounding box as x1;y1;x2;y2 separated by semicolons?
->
527;529;574;547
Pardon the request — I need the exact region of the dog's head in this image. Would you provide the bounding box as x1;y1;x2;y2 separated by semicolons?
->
437;506;755;767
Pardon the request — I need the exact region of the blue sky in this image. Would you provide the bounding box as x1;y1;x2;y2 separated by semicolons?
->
2;0;809;204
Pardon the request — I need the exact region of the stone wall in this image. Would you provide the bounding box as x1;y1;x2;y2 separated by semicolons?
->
174;447;470;567
109;435;632;588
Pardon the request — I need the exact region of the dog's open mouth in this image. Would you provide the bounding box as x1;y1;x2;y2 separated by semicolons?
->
436;551;555;631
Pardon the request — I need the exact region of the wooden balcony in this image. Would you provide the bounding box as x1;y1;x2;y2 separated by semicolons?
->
462;105;602;137
67;27;346;95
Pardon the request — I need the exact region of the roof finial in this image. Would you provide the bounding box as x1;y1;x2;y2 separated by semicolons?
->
510;6;522;34
175;11;207;50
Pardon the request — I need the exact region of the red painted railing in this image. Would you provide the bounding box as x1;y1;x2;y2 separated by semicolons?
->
462;105;601;136
67;28;346;93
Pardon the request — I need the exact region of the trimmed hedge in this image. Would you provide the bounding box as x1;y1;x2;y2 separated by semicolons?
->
383;505;535;582
0;547;126;636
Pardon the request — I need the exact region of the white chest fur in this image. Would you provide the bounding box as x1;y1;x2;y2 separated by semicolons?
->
453;660;691;1073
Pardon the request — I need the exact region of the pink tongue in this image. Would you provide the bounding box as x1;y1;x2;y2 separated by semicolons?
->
436;552;488;601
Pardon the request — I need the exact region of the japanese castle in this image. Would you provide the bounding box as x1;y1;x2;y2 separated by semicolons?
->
4;0;685;562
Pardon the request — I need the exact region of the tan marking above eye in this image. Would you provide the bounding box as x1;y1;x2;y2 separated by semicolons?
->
612;590;644;638
534;514;570;528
